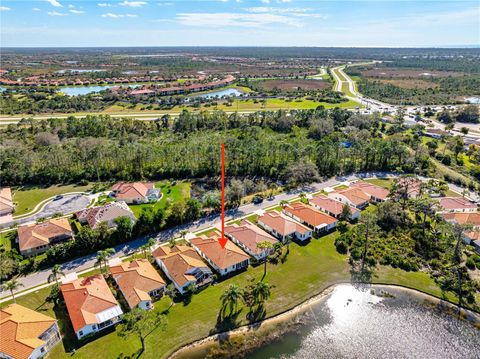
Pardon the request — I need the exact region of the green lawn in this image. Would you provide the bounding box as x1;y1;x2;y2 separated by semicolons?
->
0;229;16;251
364;178;395;189
2;230;459;359
128;180;191;217
12;184;93;216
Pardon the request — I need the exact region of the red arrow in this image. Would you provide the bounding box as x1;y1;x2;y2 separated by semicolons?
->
219;143;228;249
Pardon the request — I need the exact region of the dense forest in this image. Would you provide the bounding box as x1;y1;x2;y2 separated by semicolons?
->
0;109;422;187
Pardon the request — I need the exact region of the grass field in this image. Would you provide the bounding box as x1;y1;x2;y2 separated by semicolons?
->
0;229;16;251
12;184;93;216
364;178;395;189
128;180;191;217
2;231;458;359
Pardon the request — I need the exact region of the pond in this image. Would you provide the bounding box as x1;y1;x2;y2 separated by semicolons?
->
193;88;245;99
249;285;479;359
176;284;480;359
59;84;140;96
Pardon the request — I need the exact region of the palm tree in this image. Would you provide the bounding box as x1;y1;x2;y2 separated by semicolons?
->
95;248;115;274
220;284;243;316
47;264;65;286
279;200;288;208
168;237;177;248
165;283;176;310
180;230;188;241
256;241;274;279
2;279;23;303
252;281;271;305
140;238;156;259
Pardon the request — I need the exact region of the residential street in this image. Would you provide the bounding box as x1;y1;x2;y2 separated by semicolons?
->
1;172;476;301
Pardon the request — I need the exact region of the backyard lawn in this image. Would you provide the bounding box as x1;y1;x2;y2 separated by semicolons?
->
2;230;456;359
128;180;191;217
0;229;16;251
12;183;93;216
364;177;394;189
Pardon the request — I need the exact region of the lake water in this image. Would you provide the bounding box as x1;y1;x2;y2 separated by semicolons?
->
193;88;244;99
248;285;480;359
59;84;140;96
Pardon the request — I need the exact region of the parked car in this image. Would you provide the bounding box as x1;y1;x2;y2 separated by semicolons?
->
252;195;264;204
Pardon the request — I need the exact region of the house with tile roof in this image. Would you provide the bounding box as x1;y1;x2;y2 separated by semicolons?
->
437;197;478;213
75;201;136;229
0;304;61;359
282;202;337;232
224;219;278;261
17;218;73;257
309;195;360;221
153;245;213;294
441;212;480;227
257;210;312;242
0;187;14;216
328;187;370;209
111;182;161;204
60;274;123;340
110;259;166;310
395;177;423;199
190;234;250;276
350;181;390;203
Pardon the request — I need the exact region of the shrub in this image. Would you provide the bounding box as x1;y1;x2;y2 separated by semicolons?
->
335;240;348;254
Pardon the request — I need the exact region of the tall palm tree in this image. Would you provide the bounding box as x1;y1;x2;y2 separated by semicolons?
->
256;241;274;279
95;248;115;274
165;283;177;310
47;264;65;286
2;279;23;303
252;281;271;305
220;284;243;316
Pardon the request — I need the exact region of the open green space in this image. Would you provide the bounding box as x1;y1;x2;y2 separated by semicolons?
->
128;180;191;217
2;231;460;359
364;178;395;189
12;184;93;216
0;229;16;251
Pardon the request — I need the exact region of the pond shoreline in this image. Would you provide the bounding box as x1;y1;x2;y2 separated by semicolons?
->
168;282;480;359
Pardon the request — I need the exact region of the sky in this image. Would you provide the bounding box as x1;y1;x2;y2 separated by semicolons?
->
0;0;479;47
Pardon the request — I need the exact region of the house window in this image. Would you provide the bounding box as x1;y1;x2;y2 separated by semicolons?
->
41;348;45;353
79;330;83;336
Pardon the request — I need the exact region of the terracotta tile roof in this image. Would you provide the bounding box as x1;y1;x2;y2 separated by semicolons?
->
110;259;165;309
0;187;14;213
111;182;154;200
190;234;249;271
396;177;422;196
351;181;389;201
438;197;477;211
465;231;480;241
309;195;360;217
17;218;72;252
0;304;56;359
225;220;277;255
283;202;337;228
335;187;370;206
153;245;209;287
75;201;136;229
60;275;121;333
258;211;310;236
441;212;480;227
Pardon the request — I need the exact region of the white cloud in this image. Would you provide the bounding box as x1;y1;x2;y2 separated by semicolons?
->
68;4;74;8
260;0;270;3
97;3;111;7
0;6;11;11
157;2;173;5
32;8;41;11
48;11;67;16
278;0;292;3
45;0;63;7
119;1;147;7
102;12;138;18
70;9;85;14
176;12;301;27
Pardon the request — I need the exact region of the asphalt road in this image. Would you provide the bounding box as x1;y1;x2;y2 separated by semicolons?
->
2;171;476;300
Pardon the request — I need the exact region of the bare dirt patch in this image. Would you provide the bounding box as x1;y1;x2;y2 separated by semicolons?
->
377;79;440;89
359;67;463;79
256;79;331;91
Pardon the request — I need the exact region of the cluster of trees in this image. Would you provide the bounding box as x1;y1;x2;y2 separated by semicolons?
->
1;109;420;187
356;77;480;106
0;90;114;115
335;177;480;308
437;105;479;124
